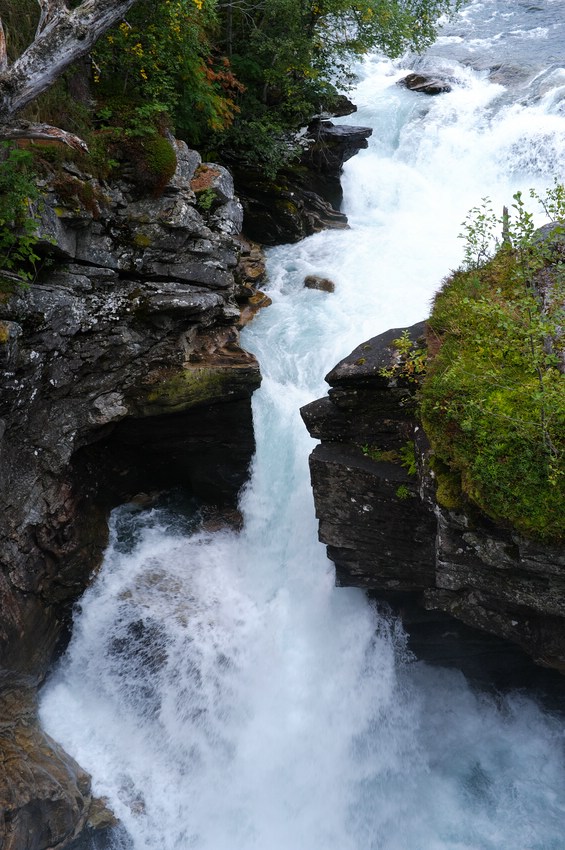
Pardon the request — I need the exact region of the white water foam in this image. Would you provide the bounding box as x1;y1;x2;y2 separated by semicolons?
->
41;7;565;850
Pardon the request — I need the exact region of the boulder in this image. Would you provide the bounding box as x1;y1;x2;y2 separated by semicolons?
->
398;73;452;95
303;120;373;174
304;275;335;292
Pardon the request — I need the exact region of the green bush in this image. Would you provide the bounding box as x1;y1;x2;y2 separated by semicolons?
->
420;187;565;541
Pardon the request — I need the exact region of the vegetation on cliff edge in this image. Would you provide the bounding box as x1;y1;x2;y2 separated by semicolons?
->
420;187;565;542
0;0;462;170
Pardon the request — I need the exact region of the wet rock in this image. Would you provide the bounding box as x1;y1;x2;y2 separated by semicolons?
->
327;94;357;117
234;236;267;290
200;505;244;533
238;291;273;328
398;73;452;95
232;163;349;245
0;676;98;850
232;122;371;245
302;322;565;673
304;275;335;292
303;120;373;173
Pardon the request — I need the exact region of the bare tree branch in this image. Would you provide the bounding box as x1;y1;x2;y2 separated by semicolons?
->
0;121;88;151
0;0;140;124
0;20;7;73
35;0;68;38
0;269;33;285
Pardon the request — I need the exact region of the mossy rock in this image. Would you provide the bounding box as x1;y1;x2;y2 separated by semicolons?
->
421;242;565;542
435;469;464;511
138;366;231;415
142;136;177;189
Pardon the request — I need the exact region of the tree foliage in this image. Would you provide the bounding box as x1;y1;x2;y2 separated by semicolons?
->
89;0;462;162
0;0;141;145
214;0;462;165
0;143;40;287
92;0;244;143
0;0;462;164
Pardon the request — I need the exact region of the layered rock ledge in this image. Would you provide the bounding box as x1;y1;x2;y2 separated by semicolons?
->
0;141;261;848
231;121;372;244
301;323;565;673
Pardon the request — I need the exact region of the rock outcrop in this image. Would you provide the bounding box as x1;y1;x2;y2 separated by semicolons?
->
301;323;565;674
0;140;261;848
231;122;372;244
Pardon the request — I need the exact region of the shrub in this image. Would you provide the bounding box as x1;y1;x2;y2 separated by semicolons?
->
420;187;565;541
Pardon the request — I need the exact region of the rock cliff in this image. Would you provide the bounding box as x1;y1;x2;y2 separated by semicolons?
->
0;141;261;848
301;323;565;674
230;121;373;244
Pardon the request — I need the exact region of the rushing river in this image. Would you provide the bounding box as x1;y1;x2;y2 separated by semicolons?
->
41;2;565;848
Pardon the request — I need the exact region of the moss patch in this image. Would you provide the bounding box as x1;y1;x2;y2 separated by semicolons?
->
141;366;230;414
420;241;565;542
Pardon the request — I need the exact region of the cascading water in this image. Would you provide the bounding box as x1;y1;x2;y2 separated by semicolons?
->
41;2;565;848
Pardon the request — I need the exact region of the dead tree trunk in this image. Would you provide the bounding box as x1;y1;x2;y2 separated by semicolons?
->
0;0;140;147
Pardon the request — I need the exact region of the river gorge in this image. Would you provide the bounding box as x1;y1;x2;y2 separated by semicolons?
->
2;0;565;848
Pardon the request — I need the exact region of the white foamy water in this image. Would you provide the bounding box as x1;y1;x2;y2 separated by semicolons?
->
41;3;565;849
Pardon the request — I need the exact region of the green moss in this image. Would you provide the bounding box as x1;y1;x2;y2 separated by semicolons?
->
143;136;177;187
133;232;152;249
143;367;228;413
399;441;417;475
196;187;216;212
434;470;463;511
277;199;299;215
359;445;399;463
420;208;565;541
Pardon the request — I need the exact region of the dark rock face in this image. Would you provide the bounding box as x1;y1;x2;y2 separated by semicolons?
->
302;323;436;590
302;323;565;673
0;141;261;847
303;120;373;177
231;163;349;245
232;122;372;245
309;443;437;589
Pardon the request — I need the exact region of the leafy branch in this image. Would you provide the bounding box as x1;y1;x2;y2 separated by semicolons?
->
0;143;41;288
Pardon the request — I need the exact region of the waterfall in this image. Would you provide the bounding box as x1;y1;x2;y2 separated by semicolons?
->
41;2;565;848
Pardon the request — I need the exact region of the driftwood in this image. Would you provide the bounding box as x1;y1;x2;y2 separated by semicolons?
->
0;121;88;150
0;0;140;147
